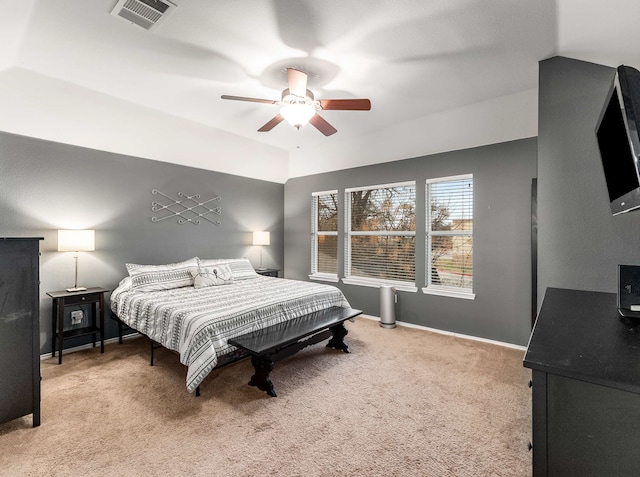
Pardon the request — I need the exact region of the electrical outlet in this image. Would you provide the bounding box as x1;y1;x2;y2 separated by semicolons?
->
70;310;84;325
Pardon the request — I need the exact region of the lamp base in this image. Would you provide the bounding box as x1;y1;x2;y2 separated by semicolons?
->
66;286;87;292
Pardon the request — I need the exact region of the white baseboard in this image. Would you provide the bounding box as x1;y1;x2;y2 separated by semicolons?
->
41;317;526;361
358;314;527;351
40;333;140;361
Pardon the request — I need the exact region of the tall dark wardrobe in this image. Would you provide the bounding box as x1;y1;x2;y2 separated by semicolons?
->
0;237;42;427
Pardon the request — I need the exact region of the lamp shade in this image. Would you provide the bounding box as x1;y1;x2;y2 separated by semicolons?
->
58;230;95;252
253;231;270;246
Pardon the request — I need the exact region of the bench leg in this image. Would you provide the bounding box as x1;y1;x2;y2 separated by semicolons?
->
248;355;277;397
327;322;350;353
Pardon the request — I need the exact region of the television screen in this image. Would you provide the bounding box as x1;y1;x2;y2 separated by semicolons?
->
596;65;640;215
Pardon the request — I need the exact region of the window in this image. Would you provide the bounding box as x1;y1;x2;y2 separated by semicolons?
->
425;174;474;299
310;190;338;281
344;181;416;289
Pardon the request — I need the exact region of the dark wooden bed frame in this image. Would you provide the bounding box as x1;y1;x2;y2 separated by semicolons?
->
111;306;362;397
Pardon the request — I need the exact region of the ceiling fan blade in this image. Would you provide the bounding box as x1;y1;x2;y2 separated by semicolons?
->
258;114;285;132
221;95;277;105
319;99;371;110
309;114;337;136
287;68;308;97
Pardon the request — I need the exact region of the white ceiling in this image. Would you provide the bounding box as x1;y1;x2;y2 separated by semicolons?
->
0;0;639;183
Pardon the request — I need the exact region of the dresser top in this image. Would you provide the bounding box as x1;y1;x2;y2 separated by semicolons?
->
0;237;43;240
524;287;640;395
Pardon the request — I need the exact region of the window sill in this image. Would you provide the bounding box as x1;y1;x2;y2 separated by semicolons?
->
342;277;418;293
422;287;475;300
309;273;339;283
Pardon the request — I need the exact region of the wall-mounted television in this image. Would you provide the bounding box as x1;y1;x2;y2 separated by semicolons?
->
596;65;640;215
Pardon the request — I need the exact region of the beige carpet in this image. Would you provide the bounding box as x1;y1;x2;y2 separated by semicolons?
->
0;317;531;476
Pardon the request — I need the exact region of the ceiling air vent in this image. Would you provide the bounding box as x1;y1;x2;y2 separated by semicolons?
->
111;0;177;31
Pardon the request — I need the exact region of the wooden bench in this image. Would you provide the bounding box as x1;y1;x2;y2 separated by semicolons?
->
228;306;362;397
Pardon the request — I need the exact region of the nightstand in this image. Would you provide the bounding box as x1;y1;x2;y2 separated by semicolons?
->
47;287;109;364
255;268;280;277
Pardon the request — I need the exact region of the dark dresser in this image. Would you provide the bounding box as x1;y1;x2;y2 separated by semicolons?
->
524;287;640;476
0;237;43;427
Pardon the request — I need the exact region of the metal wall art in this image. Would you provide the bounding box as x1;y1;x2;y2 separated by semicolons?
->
151;189;221;225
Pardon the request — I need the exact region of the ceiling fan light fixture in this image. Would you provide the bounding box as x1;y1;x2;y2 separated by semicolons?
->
222;68;370;136
280;103;316;129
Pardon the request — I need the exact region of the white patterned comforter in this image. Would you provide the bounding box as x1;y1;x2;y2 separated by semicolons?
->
110;276;350;392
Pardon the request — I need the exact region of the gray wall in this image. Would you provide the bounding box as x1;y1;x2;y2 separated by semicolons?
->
537;56;640;301
0;131;284;354
284;138;537;346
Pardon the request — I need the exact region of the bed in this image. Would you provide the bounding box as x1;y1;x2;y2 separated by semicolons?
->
110;257;351;393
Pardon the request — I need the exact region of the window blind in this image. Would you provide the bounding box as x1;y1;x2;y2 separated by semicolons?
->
426;175;473;292
311;191;338;276
345;182;416;284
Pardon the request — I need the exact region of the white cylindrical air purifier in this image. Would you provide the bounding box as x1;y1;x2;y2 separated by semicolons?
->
379;285;397;328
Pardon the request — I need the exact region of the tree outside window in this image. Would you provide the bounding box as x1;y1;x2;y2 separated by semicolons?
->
426;175;473;295
311;191;338;278
345;182;416;285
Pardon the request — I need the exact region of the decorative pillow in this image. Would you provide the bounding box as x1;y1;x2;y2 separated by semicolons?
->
126;257;198;292
191;263;234;289
117;276;133;291
198;258;259;280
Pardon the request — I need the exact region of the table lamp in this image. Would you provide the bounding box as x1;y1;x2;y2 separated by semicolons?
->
253;231;270;270
58;229;95;292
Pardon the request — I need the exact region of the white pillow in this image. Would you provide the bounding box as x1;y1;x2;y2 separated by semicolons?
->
126;257;198;292
197;258;259;280
191;263;234;289
117;276;132;291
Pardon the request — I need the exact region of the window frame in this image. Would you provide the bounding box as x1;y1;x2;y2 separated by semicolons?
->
309;190;339;282
343;181;417;292
423;174;475;300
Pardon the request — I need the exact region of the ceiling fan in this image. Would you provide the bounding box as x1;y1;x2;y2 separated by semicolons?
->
221;68;371;136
